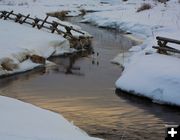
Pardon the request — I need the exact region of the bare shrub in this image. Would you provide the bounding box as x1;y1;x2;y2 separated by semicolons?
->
157;0;169;3
79;9;86;16
137;3;152;12
18;2;28;6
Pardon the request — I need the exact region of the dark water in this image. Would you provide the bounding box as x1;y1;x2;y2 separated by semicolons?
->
0;17;180;140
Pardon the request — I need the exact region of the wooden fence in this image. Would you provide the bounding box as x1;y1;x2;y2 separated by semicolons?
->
0;10;86;40
153;36;180;54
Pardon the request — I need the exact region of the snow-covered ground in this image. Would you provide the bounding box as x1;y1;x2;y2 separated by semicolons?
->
0;96;101;140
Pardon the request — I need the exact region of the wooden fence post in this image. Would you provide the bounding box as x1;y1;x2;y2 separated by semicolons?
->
37;15;49;29
0;11;7;19
4;10;13;20
51;21;58;33
19;14;30;24
15;14;22;22
32;18;40;28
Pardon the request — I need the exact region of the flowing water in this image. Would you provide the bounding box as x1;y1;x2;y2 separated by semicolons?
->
0;17;180;140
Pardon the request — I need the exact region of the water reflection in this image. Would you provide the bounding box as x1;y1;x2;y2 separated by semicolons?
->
48;48;99;76
0;67;45;89
115;89;180;124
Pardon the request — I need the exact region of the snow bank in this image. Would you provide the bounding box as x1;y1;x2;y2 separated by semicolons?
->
0;19;73;76
111;0;180;106
0;96;102;140
82;0;180;38
0;0;94;77
116;52;180;106
115;29;180;106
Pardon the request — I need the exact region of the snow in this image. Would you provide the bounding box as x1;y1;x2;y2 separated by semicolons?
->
0;0;100;17
0;0;180;139
82;0;180;38
0;19;73;76
0;96;102;140
116;52;180;106
114;29;180;106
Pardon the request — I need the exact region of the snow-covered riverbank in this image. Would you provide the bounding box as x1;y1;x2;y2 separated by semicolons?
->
0;0;93;77
0;19;72;76
0;96;102;140
73;0;180;106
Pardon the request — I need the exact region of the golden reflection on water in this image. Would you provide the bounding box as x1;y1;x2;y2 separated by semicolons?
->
0;58;179;140
0;81;166;140
0;55;179;140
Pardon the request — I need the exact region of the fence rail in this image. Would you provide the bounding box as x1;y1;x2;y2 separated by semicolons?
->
153;36;180;54
0;10;86;40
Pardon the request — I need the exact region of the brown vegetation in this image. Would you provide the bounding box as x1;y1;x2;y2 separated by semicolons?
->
29;55;46;64
137;3;152;12
1;58;18;71
47;11;69;20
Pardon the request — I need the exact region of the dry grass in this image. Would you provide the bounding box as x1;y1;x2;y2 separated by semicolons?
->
29;55;46;64
47;11;69;20
0;54;46;71
1;58;18;71
157;0;169;3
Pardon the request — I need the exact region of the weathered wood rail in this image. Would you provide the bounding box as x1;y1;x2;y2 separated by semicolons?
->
0;10;86;40
153;36;180;54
